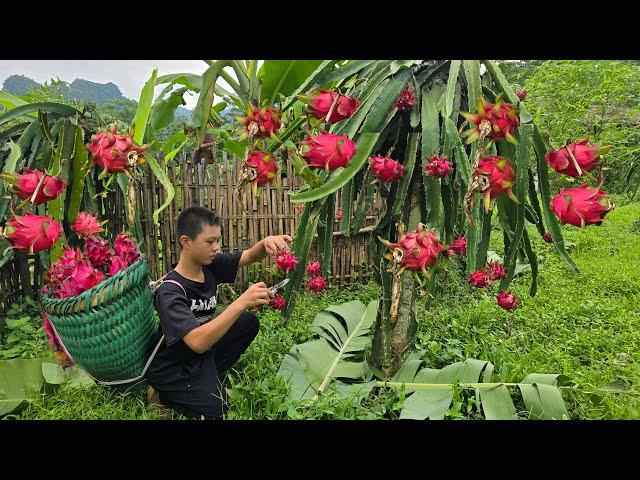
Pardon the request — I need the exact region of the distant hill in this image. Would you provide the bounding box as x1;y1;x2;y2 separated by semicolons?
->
2;74;194;120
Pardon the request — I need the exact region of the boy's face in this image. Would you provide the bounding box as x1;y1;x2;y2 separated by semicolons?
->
182;223;222;265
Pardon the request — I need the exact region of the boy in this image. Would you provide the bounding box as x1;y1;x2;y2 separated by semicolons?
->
146;206;292;419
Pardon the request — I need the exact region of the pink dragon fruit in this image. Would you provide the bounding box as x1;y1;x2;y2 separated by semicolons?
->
396;87;416;110
308;276;327;292
487;262;507;280
497;291;519;311
270;295;286;310
4;212;62;254
243;151;279;191
46;247;84;291
85;235;112;270
71;212;105;238
307;261;322;277
274;251;298;273
425;155;452;178
516;89;528;101
300;132;357;170
379;223;443;274
114;232;140;265
87;124;148;175
335;209;343;220
460;95;520;145
236;105;282;140
450;236;467;255
475;156;518;213
55;260;105;298
543;232;553;243
550;185;614;227
0;169;66;205
369;155;406;182
300;89;359;124
469;270;492;288
545;139;612;178
108;256;129;276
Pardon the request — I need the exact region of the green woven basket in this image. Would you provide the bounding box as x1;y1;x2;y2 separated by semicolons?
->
41;258;159;383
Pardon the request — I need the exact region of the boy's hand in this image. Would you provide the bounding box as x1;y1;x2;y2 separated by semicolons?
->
237;282;273;310
263;234;293;257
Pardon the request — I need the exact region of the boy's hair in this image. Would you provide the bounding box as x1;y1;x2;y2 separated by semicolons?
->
176;207;222;244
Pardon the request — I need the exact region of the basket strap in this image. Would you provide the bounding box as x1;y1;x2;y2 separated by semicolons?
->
93;277;188;386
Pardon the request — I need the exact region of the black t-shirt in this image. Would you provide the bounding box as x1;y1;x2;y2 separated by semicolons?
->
146;251;242;391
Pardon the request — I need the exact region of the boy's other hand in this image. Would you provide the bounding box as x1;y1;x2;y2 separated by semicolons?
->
238;282;273;310
264;234;293;257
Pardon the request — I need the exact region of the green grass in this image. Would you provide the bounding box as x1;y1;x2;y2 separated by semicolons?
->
6;202;640;419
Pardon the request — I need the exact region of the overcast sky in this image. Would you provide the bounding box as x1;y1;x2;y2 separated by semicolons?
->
0;60;214;109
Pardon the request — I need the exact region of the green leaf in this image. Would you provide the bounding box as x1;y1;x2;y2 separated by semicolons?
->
0;103;79;127
276;354;315;401
0;91;31;113
193;61;231;146
0;359;44;416
41;361;65;385
66;127;89;225
150;86;186;132
444;60;461;118
0;140;22;221
392;132;419;218
143;152;176;226
132;68;157;144
260;60;324;106
315;60;376;87
478;384;518;420
288;132;380;203
421;85;442;232
444;117;471;182
156;73;203;91
362;68;412;132
281;60;337;111
462;60;481;116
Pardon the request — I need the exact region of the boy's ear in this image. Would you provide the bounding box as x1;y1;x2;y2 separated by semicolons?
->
179;235;191;249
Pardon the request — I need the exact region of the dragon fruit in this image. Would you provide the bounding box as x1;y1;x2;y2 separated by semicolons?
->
46;247;84;290
307;261;322;277
450;236;467;255
545;139;612;178
487;262;507;280
300;89;359;124
369;155;406;182
469;270;492;288
41;312;74;366
440;248;455;258
335;209;343;220
550;185;614;227
70;260;105;295
301;132;357;170
274;251;298;273
4;212;62;254
87;124;148;175
0;169;66;205
543;232;553;243
270;295;286;310
379;223;443;274
236;105;282;140
475;156;518;212
294;203;304;216
516;89;528;101
460;95;520;145
108;256;129;276
425;155;452;178
71;212;105;238
396;87;416;110
243;152;279;193
497;291;519;311
308;276;327;292
86;235;112;270
114;232;140;265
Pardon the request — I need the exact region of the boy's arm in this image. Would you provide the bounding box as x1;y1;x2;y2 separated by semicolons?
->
238;234;292;267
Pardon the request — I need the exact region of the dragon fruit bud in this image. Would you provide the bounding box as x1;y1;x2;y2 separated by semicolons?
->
379;223;443;274
71;212;105;238
369;155;406;182
469;270;492;288
545;139;612;178
516;89;528;101
450;236;467;255
308;276;327;292
551;185;614;228
425;155;452;178
4;212;62;253
274;251;298;273
497;291;519;311
0;169;66;204
460;95;520;145
114;232;140;265
396;87;416;110
270;295;286;310
475;156;518;213
301;89;359;124
488;262;507;280
307;261;322;277
543;232;553;243
87;124;148;175
294;203;304;215
335;209;343;220
86;235;112;270
440;248;455;258
301;132;357;170
236;105;282;140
